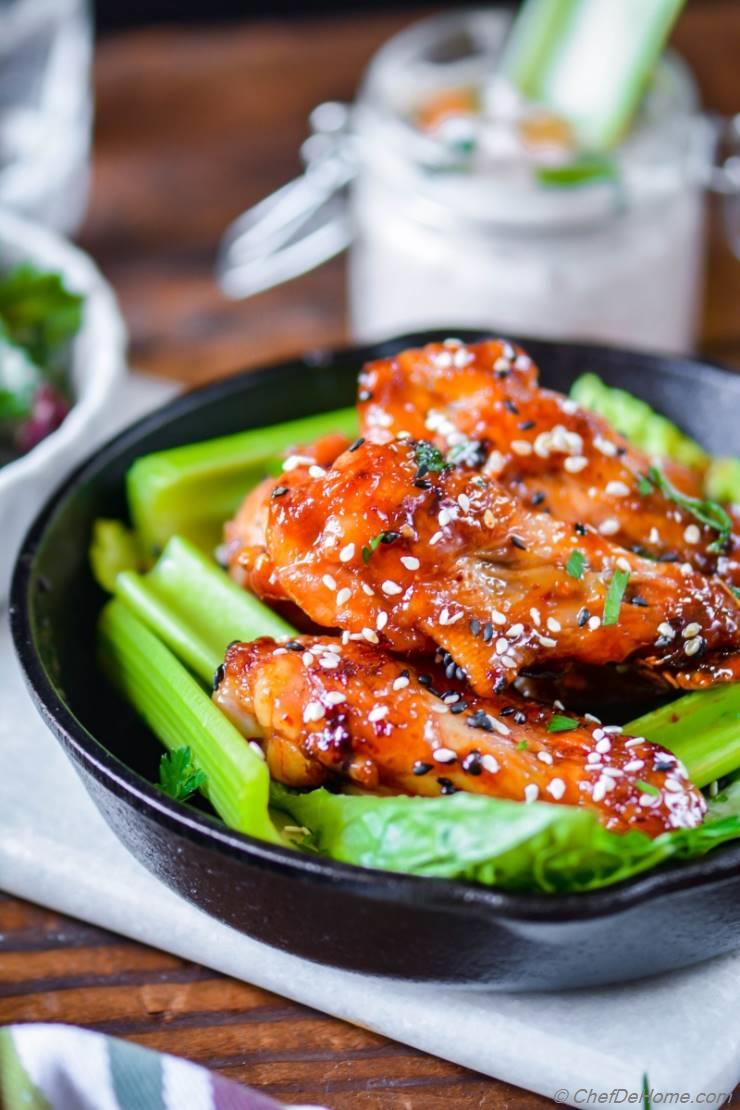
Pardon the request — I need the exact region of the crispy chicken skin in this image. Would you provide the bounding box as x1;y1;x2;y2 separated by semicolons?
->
224;432;350;600
214;636;706;837
263;437;740;695
358;339;740;583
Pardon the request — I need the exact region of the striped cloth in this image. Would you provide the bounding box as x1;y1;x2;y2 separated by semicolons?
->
0;1024;326;1110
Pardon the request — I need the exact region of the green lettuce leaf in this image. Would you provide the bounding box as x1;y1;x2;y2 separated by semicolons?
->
270;782;740;894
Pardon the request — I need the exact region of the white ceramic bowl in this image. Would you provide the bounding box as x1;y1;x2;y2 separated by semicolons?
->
0;209;127;601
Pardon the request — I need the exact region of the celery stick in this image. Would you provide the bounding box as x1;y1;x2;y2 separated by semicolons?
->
705;459;740;505
128;406;359;555
116;536;294;684
98;599;282;843
627;684;740;788
90;519;147;593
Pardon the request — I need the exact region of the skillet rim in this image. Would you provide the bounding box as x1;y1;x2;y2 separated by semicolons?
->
10;330;740;925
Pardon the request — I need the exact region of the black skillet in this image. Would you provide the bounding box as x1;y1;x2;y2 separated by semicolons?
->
10;330;740;991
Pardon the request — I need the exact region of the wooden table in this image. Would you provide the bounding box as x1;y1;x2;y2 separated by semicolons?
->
3;6;740;1108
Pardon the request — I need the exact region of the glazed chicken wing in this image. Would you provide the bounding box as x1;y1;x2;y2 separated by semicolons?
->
358;339;740;584
263;437;740;695
224;431;350;601
214;635;706;837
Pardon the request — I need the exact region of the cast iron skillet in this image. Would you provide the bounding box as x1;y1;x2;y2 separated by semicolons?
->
10;330;740;991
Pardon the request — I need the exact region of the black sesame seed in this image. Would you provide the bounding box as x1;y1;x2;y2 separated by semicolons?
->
655;757;676;771
450;701;469;715
629;595;649;607
500;706;516;717
482;622;494;643
467;710;494;732
437;777;458;794
381;531;401;544
511;535;527;550
576;607;590;627
348;437;365;453
212;663;225;691
418;674;432;687
574;522;587;536
518;420;536;431
455;666;467;682
470;618;481;636
657;552;679;563
414;478;432;490
271;486;289;499
531;491;546;507
655;635;673;649
616;446;627;456
416;463;428;478
461;751;483;775
504;399;519;414
413;761;433;776
285;641;304;651
493;676;506;694
496;369;511;379
514;710;527;725
445;660;458;680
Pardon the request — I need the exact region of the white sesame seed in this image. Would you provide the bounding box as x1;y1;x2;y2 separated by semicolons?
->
429;531;443;546
624;759;645;772
303;702;325;723
336;587;351;606
322;574;337;591
484;452;506;477
302;652;314;667
440;608;451;626
447;610;464;624
683;524;701;544
603;725;623;734
508;623;524;638
598;518;620;536
392;675;409;691
682;622;702;639
282;454;313;471
587;616;601;631
684;636;704;656
648;527;660;544
640;793;659;808
438;508;454;527
481;754;500;774
494;636;508;654
362;627;379;644
680;562;693;576
593;728;605;741
584;713;601;724
564;455;588;473
493;356;510;372
401;556;420;571
616;556;631;573
592;779;607;803
547;777;566;800
491;610;507;625
433;747;456;763
319;655;339;669
553;700;565;711
606;480;630;498
524;783;539;803
324;691;346;707
562;399;578;415
511;440;533;456
339;543;355;562
376;611;388;631
664;778;684;793
546;617;561;633
430;703;449;714
501;654;518;669
308;464;326;479
657;622;675;638
537;751;554;765
381;580;402;596
587;753;602;765
594;435;617;457
530;607;541;627
538;635;558;648
361;583;374;596
595;738;612;754
457;493;471;512
368;705;389;723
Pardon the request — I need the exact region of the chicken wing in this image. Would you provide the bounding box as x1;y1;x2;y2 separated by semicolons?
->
214;635;706;837
358;339;740;583
263;437;740;695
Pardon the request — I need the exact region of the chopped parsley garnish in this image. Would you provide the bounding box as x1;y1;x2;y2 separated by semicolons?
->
636;779;660;797
414;440;449;475
547;715;579;733
603;567;630;626
731;586;740;600
516;739;529;750
362;530;400;563
638;466;731;554
566;549;586;579
159;746;207;802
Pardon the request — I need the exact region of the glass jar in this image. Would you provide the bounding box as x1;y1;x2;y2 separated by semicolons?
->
218;9;739;356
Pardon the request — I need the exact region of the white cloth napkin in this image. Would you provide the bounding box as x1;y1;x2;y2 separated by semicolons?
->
2;375;739;1108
